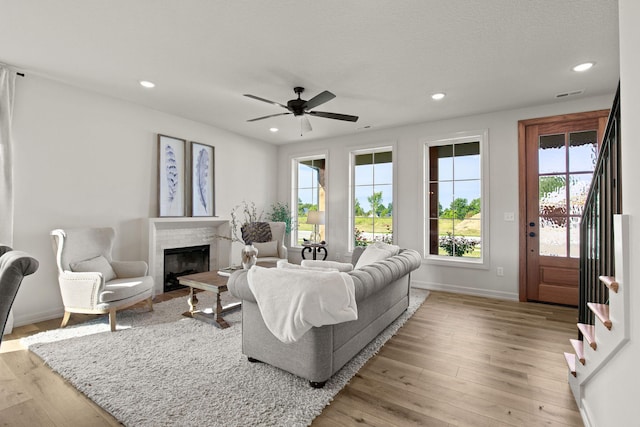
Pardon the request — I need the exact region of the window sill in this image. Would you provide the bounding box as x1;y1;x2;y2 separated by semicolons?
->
423;255;489;270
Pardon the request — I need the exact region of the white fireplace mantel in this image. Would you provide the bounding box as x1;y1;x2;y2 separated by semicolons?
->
146;217;231;295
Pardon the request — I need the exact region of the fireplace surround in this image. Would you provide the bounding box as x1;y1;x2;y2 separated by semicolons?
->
146;218;231;295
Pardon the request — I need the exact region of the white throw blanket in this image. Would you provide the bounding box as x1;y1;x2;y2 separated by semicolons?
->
247;266;358;343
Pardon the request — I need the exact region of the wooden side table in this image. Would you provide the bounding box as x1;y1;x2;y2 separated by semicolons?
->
301;242;328;260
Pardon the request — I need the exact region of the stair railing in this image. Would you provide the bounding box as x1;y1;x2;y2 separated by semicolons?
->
579;83;621;327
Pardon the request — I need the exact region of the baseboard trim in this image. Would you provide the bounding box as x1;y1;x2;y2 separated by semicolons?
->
14;307;65;328
411;280;518;301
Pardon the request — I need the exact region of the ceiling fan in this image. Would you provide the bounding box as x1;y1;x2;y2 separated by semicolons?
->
244;87;359;134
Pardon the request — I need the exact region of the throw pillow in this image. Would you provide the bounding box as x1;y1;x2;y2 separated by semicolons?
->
241;222;272;244
354;242;400;269
70;255;117;282
372;241;400;256
252;240;279;258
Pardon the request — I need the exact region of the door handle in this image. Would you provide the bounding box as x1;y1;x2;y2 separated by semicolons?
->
529;232;536;237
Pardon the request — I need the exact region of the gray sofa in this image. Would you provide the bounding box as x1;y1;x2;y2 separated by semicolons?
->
0;246;39;341
227;247;422;387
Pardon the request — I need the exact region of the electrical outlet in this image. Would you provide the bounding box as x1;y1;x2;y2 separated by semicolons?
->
497;267;504;276
504;212;515;222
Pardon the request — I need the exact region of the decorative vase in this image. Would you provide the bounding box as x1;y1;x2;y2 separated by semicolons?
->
241;244;258;269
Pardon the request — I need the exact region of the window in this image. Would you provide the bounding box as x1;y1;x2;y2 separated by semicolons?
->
351;147;393;249
292;155;326;246
424;131;488;265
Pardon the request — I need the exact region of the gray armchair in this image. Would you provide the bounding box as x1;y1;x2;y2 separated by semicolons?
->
0;247;39;342
51;227;153;331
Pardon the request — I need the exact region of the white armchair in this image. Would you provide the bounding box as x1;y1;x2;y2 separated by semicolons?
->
241;221;288;263
51;227;153;331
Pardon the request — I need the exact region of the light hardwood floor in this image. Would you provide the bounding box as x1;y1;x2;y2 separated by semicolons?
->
0;291;582;426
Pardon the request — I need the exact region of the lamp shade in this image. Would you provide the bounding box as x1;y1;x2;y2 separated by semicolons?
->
306;211;325;225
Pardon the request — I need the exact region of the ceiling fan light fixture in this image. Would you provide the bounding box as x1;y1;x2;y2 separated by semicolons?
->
139;80;155;88
244;87;358;133
572;62;595;72
431;92;446;101
269;127;279;133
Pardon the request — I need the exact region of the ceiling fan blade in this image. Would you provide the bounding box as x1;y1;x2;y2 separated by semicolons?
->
300;115;312;134
308;111;359;122
247;112;291;122
244;94;289;109
304;90;336;110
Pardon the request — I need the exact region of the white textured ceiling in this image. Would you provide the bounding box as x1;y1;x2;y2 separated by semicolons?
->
0;1;619;144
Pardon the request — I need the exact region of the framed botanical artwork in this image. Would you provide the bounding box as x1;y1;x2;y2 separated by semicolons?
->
158;134;186;217
190;141;215;217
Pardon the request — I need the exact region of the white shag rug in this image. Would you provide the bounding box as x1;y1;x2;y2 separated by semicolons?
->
22;288;429;427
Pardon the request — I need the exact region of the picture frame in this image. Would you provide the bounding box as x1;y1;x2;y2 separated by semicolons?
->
190;141;215;217
157;134;186;217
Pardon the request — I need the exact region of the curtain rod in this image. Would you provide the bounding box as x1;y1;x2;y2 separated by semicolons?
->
0;63;25;77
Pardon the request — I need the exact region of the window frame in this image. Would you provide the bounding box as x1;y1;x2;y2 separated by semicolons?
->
290;151;328;248
349;143;396;252
423;130;490;269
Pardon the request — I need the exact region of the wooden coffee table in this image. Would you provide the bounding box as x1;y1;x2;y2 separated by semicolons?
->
178;270;241;329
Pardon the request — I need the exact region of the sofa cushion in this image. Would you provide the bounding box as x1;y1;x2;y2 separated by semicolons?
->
241;222;272;244
253;240;279;258
70;255;117;282
354;242;400;269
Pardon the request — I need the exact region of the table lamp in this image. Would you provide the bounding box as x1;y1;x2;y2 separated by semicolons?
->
306;211;325;242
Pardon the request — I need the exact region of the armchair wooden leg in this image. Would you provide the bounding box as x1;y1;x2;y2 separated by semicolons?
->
147;296;154;312
60;311;71;328
109;308;117;332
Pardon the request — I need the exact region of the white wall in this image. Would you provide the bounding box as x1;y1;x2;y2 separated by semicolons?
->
277;94;612;299
581;1;639;425
11;75;277;326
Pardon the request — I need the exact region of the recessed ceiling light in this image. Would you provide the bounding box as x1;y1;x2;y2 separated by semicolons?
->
431;92;446;100
572;62;595;72
269;127;279;133
139;80;155;88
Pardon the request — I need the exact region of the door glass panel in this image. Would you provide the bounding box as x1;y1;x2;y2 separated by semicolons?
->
569;130;598;172
539;134;566;174
539;216;567;257
569;173;593;216
569;217;581;258
539;175;567;216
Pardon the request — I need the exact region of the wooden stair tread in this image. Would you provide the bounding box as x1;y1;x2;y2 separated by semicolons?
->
577;323;597;350
564;352;577;377
570;339;585;365
599;275;619;293
587;302;612;330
